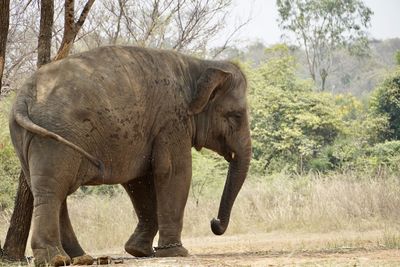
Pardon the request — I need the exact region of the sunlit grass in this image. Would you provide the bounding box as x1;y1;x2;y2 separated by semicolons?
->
381;229;400;249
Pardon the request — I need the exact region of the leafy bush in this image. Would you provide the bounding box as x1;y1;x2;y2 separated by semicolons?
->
249;45;342;174
0;96;19;210
78;185;123;197
191;149;226;204
364;140;400;173
369;69;400;141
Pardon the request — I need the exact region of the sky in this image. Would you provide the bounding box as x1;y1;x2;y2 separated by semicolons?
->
213;0;400;47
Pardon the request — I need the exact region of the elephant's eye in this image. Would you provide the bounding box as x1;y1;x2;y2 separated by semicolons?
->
226;111;242;120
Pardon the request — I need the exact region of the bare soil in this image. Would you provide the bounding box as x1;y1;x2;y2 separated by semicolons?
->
77;231;400;266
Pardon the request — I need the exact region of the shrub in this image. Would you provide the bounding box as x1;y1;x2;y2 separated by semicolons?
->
249;45;342;174
369;69;400;141
0;96;19;210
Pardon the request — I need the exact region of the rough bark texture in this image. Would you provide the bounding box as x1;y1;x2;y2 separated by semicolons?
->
0;0;10;95
2;172;33;261
54;0;95;61
37;0;54;67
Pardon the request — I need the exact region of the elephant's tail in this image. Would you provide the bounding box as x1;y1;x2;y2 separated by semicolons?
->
13;95;105;174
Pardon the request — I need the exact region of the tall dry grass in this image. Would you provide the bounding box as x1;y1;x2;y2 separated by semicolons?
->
65;172;400;252
1;172;400;254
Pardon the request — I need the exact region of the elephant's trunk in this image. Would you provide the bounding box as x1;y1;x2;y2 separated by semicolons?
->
211;137;251;235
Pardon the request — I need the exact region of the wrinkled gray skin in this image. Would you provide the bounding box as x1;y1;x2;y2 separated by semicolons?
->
9;46;251;266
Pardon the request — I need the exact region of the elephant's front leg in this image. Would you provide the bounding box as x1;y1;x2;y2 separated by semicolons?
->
152;135;192;257
122;175;158;257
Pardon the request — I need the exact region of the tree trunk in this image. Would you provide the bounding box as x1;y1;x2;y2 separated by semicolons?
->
320;68;328;91
0;0;10;95
54;0;96;61
2;172;33;261
37;0;54;67
0;0;10;257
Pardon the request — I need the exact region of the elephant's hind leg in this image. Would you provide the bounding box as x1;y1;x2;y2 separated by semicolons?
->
60;200;94;265
122;174;158;257
30;179;71;267
29;137;81;266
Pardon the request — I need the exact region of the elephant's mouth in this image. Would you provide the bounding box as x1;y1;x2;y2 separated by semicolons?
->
217;136;235;162
223;151;235;162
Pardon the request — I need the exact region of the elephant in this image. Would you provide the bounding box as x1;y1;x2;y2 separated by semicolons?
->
9;46;251;266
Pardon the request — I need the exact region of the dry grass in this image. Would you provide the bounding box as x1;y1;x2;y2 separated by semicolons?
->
229;173;400;233
68;173;400;252
1;172;400;256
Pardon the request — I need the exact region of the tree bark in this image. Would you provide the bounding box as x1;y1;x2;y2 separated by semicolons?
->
0;0;10;255
320;68;328;91
2;172;33;261
54;0;95;61
0;0;10;95
37;0;54;67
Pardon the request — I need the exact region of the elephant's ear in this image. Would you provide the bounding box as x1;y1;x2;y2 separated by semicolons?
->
189;68;231;115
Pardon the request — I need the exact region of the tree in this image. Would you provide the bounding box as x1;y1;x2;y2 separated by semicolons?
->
276;0;373;91
54;0;95;60
37;0;54;67
0;0;10;95
249;45;341;173
2;172;33;261
396;50;400;66
370;69;400;141
86;0;245;57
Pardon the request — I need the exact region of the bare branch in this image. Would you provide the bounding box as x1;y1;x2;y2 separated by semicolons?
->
54;0;95;61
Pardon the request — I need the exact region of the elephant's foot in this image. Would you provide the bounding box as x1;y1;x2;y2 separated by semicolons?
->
72;254;94;265
125;244;154;257
33;247;71;267
124;230;157;257
154;245;188;257
125;238;154;257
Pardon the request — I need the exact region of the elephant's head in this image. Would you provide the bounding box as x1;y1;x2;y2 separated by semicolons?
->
189;62;251;235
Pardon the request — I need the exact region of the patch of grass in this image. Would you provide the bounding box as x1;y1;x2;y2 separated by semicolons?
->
64;173;400;252
2;171;400;256
381;229;400;249
0;95;20;210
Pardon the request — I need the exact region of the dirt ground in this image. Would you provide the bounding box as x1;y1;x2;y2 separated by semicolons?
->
71;231;400;266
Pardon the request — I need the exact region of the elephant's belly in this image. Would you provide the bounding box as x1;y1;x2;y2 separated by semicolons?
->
85;148;153;185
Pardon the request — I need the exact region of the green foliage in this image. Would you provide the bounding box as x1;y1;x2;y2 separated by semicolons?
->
259;44;299;91
78;185;122;197
191;149;226;204
250;44;342;173
0;96;19;210
366;141;400;171
396;50;400;66
370;69;400;140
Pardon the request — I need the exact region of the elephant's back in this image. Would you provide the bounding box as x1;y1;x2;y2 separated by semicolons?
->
31;46;186;111
23;47;155;165
16;46;192;181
